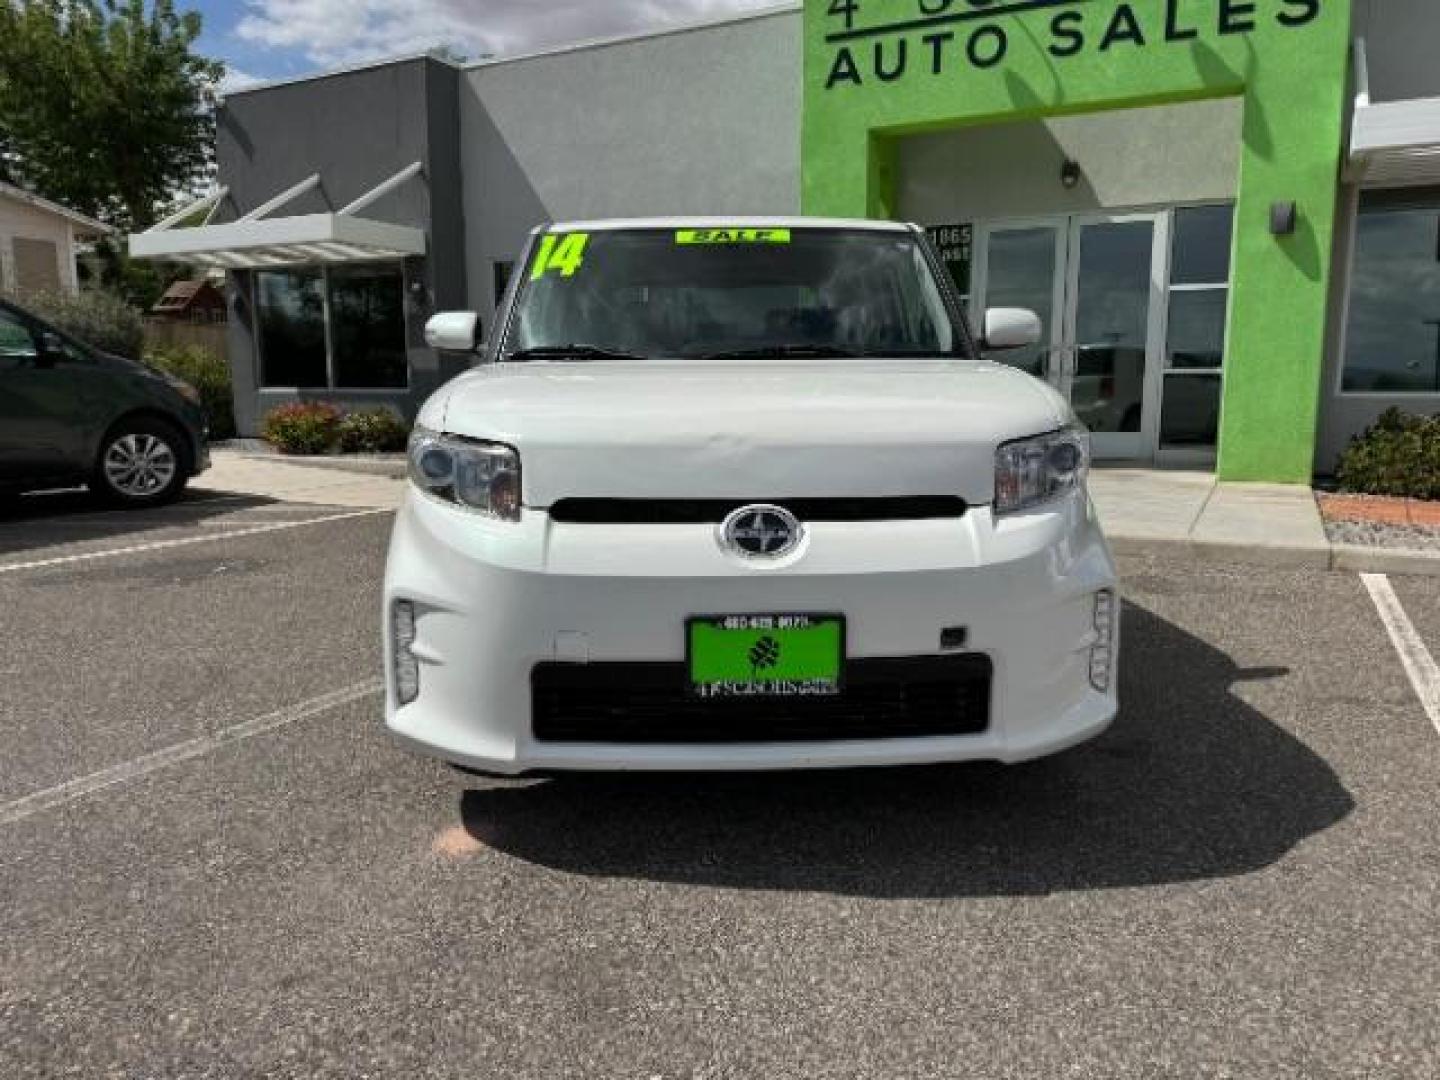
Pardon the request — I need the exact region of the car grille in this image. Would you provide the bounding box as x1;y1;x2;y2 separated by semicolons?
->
546;496;968;524
531;655;991;744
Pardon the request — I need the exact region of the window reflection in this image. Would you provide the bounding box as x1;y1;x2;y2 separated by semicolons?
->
0;311;37;362
1160;374;1222;446
1162;205;1232;449
1171;205;1234;286
330;265;407;389
1167;290;1228;369
256;263;409;390
257;269;327;388
1343;204;1440;393
1071;220;1152;434
984;227;1056;378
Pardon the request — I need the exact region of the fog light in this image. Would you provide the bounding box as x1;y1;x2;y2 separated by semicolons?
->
392;600;420;705
1089;589;1116;693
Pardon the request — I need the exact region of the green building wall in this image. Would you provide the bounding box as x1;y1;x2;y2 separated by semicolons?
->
801;0;1352;482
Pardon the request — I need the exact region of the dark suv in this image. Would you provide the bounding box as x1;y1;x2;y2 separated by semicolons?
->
0;298;209;506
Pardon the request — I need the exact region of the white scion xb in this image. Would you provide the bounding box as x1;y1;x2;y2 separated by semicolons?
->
384;218;1119;774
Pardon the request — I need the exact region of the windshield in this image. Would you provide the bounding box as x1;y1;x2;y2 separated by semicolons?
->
499;227;967;361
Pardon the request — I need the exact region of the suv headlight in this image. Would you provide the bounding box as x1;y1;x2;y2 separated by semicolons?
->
408;427;522;521
994;427;1089;515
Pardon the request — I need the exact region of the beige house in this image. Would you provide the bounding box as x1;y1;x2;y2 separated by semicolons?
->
0;180;111;296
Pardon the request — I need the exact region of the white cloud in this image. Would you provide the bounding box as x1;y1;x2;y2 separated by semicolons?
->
218;66;264;94
234;0;781;68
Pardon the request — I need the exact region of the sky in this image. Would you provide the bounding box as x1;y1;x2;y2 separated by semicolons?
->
193;0;782;92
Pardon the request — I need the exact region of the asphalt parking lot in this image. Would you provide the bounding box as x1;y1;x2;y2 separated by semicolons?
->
1;490;1437;1078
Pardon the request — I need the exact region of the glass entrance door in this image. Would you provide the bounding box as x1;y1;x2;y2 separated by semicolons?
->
970;221;1065;382
976;213;1167;461
1062;214;1166;460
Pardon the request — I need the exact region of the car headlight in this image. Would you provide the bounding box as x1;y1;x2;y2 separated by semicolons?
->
994;427;1089;515
408;427;522;521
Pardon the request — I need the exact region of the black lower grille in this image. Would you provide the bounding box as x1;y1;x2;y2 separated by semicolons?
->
531;655;991;744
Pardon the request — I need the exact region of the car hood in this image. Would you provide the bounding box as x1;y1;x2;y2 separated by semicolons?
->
432;359;1068;506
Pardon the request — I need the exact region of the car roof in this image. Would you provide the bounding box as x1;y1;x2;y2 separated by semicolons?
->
542;216;915;234
0;297;39;322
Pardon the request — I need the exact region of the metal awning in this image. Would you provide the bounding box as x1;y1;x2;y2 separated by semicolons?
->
128;163;426;268
1349;39;1440;186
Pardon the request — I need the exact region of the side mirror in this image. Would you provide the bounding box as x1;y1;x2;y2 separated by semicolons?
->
425;311;482;353
982;307;1042;352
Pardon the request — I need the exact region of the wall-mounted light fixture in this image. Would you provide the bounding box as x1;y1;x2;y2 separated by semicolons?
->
1270;201;1298;236
1060;159;1082;190
407;274;433;319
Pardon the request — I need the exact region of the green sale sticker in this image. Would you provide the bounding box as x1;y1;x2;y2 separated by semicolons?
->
675;228;791;245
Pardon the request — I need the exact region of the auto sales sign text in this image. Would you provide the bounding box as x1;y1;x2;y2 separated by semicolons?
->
822;0;1323;89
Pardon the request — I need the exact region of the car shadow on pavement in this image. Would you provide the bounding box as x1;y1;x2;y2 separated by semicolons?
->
458;602;1354;898
0;489;282;559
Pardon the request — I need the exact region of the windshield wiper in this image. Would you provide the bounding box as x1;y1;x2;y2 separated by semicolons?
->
506;344;648;362
696;344;862;360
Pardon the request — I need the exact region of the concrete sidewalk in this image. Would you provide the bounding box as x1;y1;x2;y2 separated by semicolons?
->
1090;469;1330;566
1090;468;1440;575
196;451;403;509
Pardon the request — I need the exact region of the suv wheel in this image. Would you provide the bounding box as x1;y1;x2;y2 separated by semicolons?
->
92;418;189;506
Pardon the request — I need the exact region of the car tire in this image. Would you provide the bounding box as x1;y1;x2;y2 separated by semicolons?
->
91;417;190;507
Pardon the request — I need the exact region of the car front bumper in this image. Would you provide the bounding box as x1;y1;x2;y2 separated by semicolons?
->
382;489;1119;774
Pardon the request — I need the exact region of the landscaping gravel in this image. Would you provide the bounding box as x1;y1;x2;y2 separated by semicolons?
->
1325;518;1440;552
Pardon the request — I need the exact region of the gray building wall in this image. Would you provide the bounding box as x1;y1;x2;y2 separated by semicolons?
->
895;97;1243;224
1353;0;1440;104
215;56;467;435
459;7;802;318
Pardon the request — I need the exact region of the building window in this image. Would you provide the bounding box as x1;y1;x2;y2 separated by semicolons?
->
981;226;1057;380
493;261;514;307
329;265;407;388
1161;204;1232;448
1342;197;1440;394
925;223;973;307
255;262;408;389
257;268;327;388
13;237;61;295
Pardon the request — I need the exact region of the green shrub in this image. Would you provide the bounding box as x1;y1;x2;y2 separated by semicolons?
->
1337;408;1440;500
145;345;236;440
336;408;411;454
7;288;144;359
262;402;343;455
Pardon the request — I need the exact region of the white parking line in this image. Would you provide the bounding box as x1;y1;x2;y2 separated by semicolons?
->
1;503;337;528
1362;573;1440;738
0;508;389;576
0;679;384;827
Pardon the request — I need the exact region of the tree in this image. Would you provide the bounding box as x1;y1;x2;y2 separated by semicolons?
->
0;0;224;232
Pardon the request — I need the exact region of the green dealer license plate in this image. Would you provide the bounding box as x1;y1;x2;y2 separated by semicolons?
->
688;614;844;698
